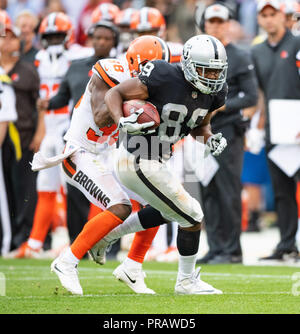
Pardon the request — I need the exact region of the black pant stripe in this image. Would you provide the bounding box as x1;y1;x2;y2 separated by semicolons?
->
133;158;199;226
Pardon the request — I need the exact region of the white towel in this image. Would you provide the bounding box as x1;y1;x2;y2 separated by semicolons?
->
30;146;79;172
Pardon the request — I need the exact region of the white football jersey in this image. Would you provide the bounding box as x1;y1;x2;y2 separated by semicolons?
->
35;47;72;133
64;58;130;154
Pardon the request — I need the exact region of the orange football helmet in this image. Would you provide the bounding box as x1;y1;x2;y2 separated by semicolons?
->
130;7;166;38
91;3;120;24
126;35;170;77
39;12;74;47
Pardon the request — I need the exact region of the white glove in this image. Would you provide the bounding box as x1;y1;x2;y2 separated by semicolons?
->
205;133;227;157
245;127;265;155
118;108;155;135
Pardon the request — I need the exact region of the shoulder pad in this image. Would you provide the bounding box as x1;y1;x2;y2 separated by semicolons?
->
93;58;129;87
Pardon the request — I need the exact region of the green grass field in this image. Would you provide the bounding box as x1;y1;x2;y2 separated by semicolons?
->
0;258;300;314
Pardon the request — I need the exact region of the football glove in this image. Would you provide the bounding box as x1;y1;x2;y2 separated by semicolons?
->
118;108;155;135
205;133;227;157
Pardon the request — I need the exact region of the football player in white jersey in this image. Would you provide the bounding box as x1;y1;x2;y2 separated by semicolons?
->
43;35;171;295
10;12;75;259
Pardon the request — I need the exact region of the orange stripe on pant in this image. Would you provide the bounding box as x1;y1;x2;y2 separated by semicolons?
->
63;158;76;178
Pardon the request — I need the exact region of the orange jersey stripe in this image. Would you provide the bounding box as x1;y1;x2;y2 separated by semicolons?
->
63;158;76;177
296;60;300;68
94;62;117;88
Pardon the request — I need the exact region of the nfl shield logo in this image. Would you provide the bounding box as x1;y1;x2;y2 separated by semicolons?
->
192;91;198;99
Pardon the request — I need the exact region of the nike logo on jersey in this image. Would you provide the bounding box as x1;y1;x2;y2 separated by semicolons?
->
123;271;136;284
73;170;111;208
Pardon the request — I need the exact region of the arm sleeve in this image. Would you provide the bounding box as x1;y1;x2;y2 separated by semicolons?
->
225;52;258;111
48;68;71;109
209;83;228;112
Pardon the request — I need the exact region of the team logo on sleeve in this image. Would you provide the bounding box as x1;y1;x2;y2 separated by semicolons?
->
280;50;289;59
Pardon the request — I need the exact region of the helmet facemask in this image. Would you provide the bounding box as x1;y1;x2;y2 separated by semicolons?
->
181;35;228;94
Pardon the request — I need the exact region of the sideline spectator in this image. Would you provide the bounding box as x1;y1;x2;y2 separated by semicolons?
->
15;10;39;63
37;20;119;244
251;0;300;261
0;66;17;256
0;10;42;250
196;3;258;264
5;12;75;259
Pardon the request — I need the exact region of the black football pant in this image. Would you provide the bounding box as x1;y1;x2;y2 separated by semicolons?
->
0;137;16;254
11;148;37;249
200;126;244;257
266;143;298;252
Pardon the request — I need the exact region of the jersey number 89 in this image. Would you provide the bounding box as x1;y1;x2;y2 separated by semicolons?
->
158;103;208;142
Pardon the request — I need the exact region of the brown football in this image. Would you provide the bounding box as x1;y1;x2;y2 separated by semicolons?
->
122;99;160;130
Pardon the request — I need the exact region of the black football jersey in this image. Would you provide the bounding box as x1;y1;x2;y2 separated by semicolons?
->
125;60;227;161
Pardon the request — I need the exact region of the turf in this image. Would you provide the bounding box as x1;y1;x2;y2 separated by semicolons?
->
0;258;299;314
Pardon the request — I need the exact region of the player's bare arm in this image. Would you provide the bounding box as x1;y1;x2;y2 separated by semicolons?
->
190;112;214;144
104;77;149;125
210;104;225;118
89;74;114;128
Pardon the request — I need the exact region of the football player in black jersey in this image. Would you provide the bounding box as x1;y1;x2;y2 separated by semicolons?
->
103;34;228;294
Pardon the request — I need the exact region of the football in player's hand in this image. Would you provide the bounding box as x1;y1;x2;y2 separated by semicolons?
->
122;99;160;130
